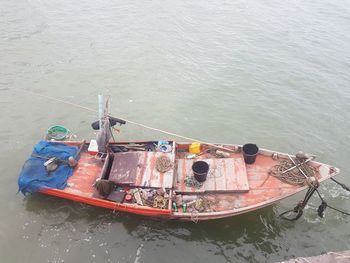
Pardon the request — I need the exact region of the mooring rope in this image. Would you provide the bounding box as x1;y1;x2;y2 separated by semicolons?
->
22;89;237;153
314;181;350;217
280;179;350;220
330;177;350;192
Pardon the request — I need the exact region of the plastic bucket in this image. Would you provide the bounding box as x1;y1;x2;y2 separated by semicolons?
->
192;161;209;182
242;143;259;164
46;125;69;141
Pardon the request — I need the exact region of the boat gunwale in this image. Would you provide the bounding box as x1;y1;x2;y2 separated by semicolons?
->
38;140;340;220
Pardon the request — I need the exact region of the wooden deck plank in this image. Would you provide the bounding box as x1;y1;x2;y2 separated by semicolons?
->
175;157;249;193
210;158;225;191
109;152;175;189
64;152;103;197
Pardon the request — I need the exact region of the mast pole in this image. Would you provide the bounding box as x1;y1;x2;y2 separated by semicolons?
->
98;94;104;130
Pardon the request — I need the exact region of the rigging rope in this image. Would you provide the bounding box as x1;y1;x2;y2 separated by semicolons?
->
330;177;350;192
22;89;237;153
315;188;350;216
280;180;350;220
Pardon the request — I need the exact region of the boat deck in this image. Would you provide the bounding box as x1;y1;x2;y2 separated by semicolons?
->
45;149;297;208
108;151;175;189
175;157;249;193
40;141;337;220
63;151;102;198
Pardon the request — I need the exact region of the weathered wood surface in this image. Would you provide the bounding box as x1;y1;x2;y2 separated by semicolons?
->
175;157;249;193
109;151;175;189
63;151;103;197
40;141;339;221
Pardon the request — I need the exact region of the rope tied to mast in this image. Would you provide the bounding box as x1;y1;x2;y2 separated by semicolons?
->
22;89;238;153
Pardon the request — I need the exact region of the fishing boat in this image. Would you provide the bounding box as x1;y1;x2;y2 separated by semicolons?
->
17;98;341;221
18;129;340;221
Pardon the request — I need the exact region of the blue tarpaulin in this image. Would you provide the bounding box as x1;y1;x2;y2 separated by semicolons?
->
18;140;78;195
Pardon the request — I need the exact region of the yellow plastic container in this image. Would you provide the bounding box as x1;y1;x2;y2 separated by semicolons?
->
189;142;201;154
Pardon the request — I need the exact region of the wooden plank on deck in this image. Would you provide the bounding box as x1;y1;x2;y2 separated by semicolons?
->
175;157;249;193
109;152;175;189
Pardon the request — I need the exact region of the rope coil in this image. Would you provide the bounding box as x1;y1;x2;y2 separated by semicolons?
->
269;160;316;186
155;155;173;173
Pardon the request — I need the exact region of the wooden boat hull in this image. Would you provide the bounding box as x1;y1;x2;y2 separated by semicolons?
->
36;141;339;221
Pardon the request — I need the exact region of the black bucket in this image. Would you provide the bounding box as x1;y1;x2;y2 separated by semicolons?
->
192;161;209;182
242;143;259;164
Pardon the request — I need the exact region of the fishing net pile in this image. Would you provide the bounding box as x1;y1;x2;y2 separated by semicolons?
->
18;141;78;195
269;160;316;186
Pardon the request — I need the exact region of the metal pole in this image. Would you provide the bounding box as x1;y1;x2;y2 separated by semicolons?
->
281;157;313;174
287;154;309;179
98;95;103;130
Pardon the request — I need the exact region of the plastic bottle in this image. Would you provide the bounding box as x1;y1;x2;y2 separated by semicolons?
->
182;203;187;213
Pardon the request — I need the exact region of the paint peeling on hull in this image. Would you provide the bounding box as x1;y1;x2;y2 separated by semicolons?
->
39;141;339;221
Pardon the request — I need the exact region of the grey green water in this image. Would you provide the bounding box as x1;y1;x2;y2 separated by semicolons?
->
1;0;350;262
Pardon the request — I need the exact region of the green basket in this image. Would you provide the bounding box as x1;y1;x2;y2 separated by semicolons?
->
46;125;69;140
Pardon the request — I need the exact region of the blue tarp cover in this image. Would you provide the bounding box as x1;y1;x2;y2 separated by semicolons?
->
18;140;78;195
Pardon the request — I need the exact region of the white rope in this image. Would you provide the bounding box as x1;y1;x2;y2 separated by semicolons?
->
22;89;237;153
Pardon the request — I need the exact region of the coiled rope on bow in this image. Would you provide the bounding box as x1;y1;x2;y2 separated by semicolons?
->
269;160;316;186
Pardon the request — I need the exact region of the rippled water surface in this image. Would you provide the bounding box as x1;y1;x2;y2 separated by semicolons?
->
1;0;350;262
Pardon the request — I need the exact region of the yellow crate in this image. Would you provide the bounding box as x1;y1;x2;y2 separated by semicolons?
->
189;142;201;154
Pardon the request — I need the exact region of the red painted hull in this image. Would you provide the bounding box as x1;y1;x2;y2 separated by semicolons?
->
38;141;339;221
